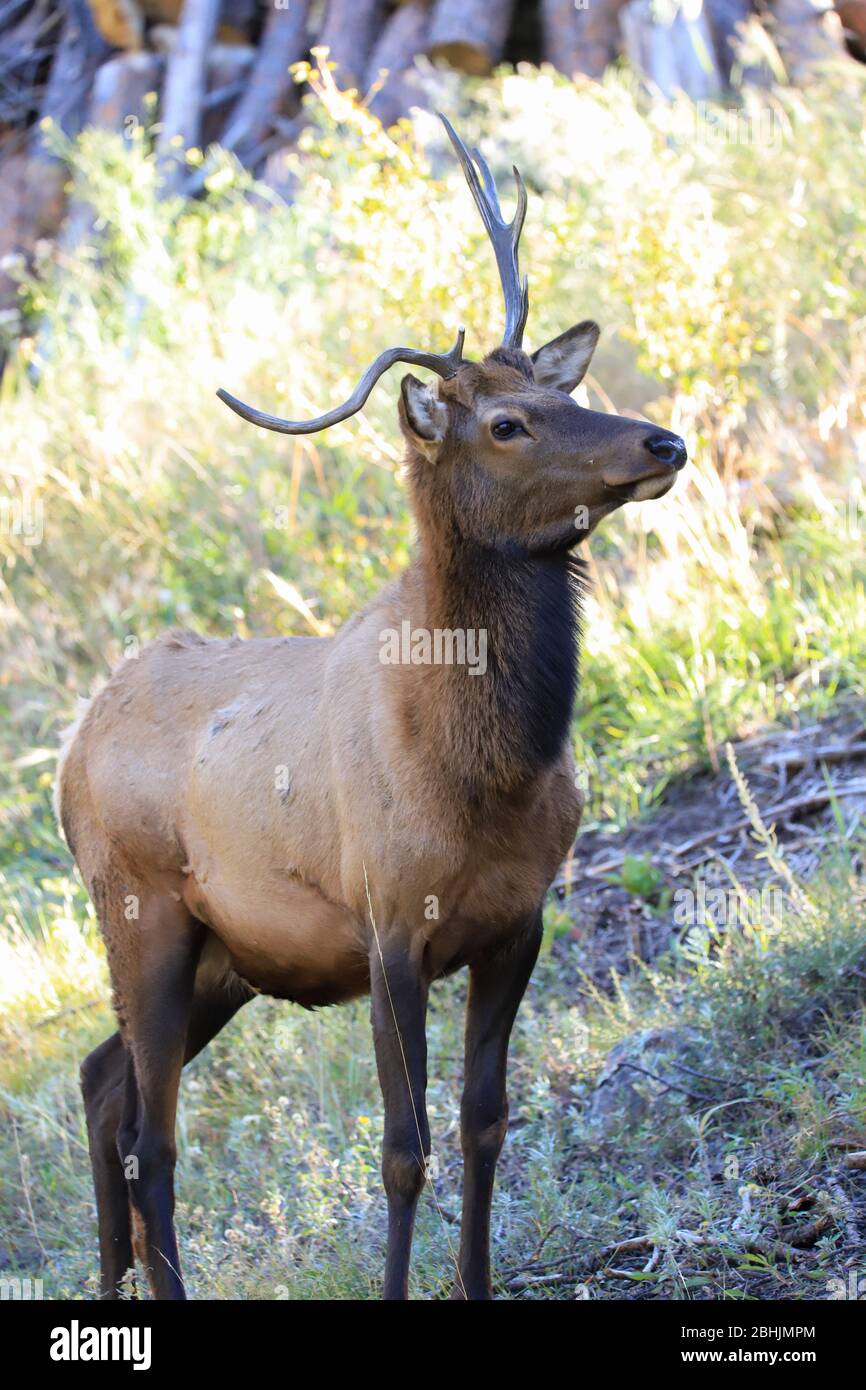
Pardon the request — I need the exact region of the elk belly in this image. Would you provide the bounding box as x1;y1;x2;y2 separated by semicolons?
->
181;869;369;1006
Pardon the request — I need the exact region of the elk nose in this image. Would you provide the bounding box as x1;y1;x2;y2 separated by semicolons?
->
645;433;687;469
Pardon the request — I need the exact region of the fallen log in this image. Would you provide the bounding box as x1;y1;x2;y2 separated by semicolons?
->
762;741;866;771
26;0;111;237
33;0;111;148
87;0;257;47
53;50;161;250
85;0;145;48
0;137;30;370
260;123;307;200
620;0;725;98
0;0;62;126
214;0;257;44
218;0;310;160
3;0;108;372
366;0;430;128
427;0;516;75
0;0;34;40
318;0;385;91
705;0;753;79
201;40;255;147
668;778;866;859
769;0;850;78
156;0;220;196
61;50;164;250
0;0;57;54
540;0;623;80
87;49;164;132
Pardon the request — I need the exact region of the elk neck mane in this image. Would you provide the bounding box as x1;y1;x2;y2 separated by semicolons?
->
396;446;586;804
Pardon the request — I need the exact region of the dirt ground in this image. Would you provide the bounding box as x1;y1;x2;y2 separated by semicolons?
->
555;696;866;991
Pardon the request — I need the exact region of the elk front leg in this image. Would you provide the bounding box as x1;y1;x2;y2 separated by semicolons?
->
453;913;542;1300
369;943;430;1300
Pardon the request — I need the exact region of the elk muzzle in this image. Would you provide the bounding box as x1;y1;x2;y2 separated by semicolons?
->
602;427;687;501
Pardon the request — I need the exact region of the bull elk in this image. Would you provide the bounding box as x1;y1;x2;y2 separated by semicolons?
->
58;117;686;1301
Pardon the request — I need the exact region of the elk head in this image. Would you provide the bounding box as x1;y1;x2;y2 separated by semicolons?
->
218;116;686;551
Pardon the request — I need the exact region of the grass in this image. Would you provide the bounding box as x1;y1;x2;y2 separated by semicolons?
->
1;831;864;1299
1;61;865;1298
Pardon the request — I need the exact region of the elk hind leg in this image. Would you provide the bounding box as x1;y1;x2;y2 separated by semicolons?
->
80;1032;135;1298
85;969;253;1299
113;893;205;1301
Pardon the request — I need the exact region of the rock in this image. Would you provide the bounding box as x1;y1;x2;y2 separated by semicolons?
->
585;1025;705;1134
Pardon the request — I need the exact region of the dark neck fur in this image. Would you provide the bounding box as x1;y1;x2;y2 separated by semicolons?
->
400;487;584;802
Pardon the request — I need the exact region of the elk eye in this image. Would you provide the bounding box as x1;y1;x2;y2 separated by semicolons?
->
491;419;524;440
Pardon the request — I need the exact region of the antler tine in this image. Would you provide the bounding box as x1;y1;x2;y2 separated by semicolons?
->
217;330;465;435
439;113;529;350
218;116;530;437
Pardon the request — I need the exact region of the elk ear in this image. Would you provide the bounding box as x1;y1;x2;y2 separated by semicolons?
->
531;321;600;394
399;375;449;460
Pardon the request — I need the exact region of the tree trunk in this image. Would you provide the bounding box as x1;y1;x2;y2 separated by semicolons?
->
156;0;220;196
427;0;516;75
318;0;386;91
620;0;724;98
366;0;430;128
219;0;310;160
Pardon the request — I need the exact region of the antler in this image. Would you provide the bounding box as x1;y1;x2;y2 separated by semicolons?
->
217;332;465;435
217;115;530;435
438;114;529;351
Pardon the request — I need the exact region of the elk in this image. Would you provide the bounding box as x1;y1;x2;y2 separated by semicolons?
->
58;117;686;1301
